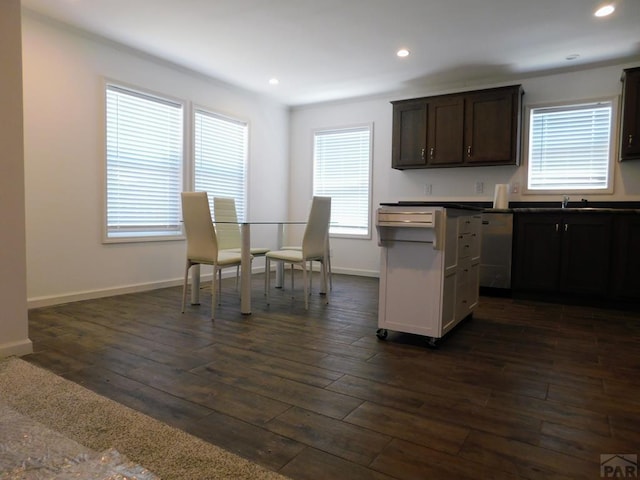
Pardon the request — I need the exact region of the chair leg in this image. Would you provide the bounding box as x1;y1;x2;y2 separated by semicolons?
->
218;269;222;305
265;257;271;305
211;266;218;320
302;261;309;310
290;263;294;298
327;251;333;291
181;261;191;313
322;259;330;305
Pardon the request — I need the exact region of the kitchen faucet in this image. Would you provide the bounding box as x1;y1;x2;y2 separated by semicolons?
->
562;195;570;208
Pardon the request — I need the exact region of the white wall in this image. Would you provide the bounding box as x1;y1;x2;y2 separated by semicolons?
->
22;12;290;307
290;62;640;277
0;0;32;357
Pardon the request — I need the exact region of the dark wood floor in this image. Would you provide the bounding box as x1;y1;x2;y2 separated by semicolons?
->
24;273;640;479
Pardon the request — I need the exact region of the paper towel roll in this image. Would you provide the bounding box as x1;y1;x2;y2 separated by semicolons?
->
493;184;509;209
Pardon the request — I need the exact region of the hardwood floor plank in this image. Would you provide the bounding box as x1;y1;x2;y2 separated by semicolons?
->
487;391;611;436
326;374;425;411
279;447;395;480
191;357;364;419
266;406;392;466
370;439;518;480
62;365;213;427
176;408;307;472
344;401;470;455
459;429;598;480
201;343;344;388
540;421;631;462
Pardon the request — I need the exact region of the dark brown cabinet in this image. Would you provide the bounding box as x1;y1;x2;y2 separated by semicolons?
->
611;214;640;300
620;67;640;161
513;212;612;297
391;85;522;169
464;87;522;166
427;95;464;167
391;99;428;168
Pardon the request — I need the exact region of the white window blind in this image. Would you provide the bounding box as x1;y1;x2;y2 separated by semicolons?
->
527;102;612;191
313;125;372;237
194;109;248;219
105;85;184;240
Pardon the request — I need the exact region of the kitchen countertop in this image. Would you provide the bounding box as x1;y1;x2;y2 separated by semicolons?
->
380;202;484;211
382;201;640;213
508;207;640;213
486;207;640;213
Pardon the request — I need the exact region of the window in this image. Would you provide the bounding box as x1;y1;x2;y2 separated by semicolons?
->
105;84;184;241
526;100;614;192
313;125;372;237
193;109;248;219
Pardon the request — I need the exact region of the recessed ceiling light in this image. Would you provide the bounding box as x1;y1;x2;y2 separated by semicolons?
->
594;4;615;17
396;49;410;58
269;78;279;86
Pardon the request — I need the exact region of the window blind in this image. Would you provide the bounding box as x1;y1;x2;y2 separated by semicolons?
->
105;85;184;240
194;109;248;220
528;102;612;190
313;125;372;236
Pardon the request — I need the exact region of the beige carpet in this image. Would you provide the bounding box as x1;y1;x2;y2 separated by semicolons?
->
0;357;290;479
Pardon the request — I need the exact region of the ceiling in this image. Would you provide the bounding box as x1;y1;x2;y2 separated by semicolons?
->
20;0;640;106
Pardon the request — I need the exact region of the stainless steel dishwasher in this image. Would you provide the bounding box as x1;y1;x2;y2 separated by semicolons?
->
480;211;513;291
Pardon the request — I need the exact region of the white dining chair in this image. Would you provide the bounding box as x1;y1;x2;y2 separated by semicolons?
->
281;199;333;291
181;192;247;320
213;197;270;289
265;196;331;309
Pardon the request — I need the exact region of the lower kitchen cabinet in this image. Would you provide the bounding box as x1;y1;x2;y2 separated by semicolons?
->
513;212;612;297
611;214;640;300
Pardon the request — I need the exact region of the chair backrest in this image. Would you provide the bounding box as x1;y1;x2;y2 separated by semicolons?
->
302;196;331;259
181;192;218;262
213;197;241;250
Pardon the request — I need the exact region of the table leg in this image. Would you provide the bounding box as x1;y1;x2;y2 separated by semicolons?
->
240;223;251;315
275;223;284;288
190;264;201;304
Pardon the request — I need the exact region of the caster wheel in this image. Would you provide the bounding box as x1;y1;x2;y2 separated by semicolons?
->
426;337;440;349
376;328;388;340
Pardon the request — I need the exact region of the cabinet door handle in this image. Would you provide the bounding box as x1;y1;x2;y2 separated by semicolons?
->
421;148;425;160
630;134;634;146
430;147;434;160
564;223;569;232
467;145;472;157
555;223;559;232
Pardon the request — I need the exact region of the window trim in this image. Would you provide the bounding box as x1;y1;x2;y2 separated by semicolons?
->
102;79;187;244
312;123;374;240
522;96;618;195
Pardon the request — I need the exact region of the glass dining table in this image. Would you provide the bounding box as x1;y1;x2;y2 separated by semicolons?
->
190;220;307;315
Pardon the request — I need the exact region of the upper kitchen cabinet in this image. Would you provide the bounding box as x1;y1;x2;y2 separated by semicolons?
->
391;99;428;168
391;85;523;170
427;95;465;167
620;66;640;161
464;86;522;166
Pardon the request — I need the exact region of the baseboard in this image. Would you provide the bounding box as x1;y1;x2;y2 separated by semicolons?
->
332;267;379;278
27;269;242;309
0;339;33;358
26;267;380;309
